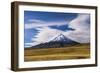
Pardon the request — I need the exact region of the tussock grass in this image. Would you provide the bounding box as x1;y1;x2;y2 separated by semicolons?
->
24;44;90;61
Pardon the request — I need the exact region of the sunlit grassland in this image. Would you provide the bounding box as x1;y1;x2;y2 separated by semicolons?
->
24;44;90;61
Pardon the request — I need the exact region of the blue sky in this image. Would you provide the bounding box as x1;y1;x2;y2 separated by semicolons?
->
24;11;90;48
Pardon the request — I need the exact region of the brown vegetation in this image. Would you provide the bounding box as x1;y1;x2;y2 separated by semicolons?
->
24;44;90;61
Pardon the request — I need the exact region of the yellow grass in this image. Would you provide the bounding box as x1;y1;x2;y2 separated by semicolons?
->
24;44;90;61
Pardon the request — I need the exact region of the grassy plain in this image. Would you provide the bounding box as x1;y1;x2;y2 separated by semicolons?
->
24;44;90;61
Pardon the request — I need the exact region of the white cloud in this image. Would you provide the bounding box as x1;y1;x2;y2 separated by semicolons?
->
25;42;39;47
25;14;90;47
25;27;63;47
31;27;63;45
69;14;90;30
28;19;45;23
64;14;90;43
25;19;68;29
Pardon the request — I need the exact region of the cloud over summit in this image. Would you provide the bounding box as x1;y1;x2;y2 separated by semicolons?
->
24;11;90;47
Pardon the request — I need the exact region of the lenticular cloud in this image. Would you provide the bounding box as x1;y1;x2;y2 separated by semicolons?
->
64;14;90;43
25;14;90;47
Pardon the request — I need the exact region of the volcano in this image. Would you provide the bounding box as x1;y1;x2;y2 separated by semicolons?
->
31;34;79;48
48;33;78;44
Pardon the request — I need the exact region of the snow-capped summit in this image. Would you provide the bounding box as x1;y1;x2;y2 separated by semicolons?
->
48;33;78;44
31;33;79;48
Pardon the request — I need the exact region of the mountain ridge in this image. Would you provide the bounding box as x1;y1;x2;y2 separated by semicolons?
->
31;33;79;48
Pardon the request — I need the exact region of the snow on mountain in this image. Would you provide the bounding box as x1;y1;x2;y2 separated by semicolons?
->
31;33;79;48
48;33;79;44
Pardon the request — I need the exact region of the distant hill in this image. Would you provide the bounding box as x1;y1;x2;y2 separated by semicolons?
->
31;34;79;48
